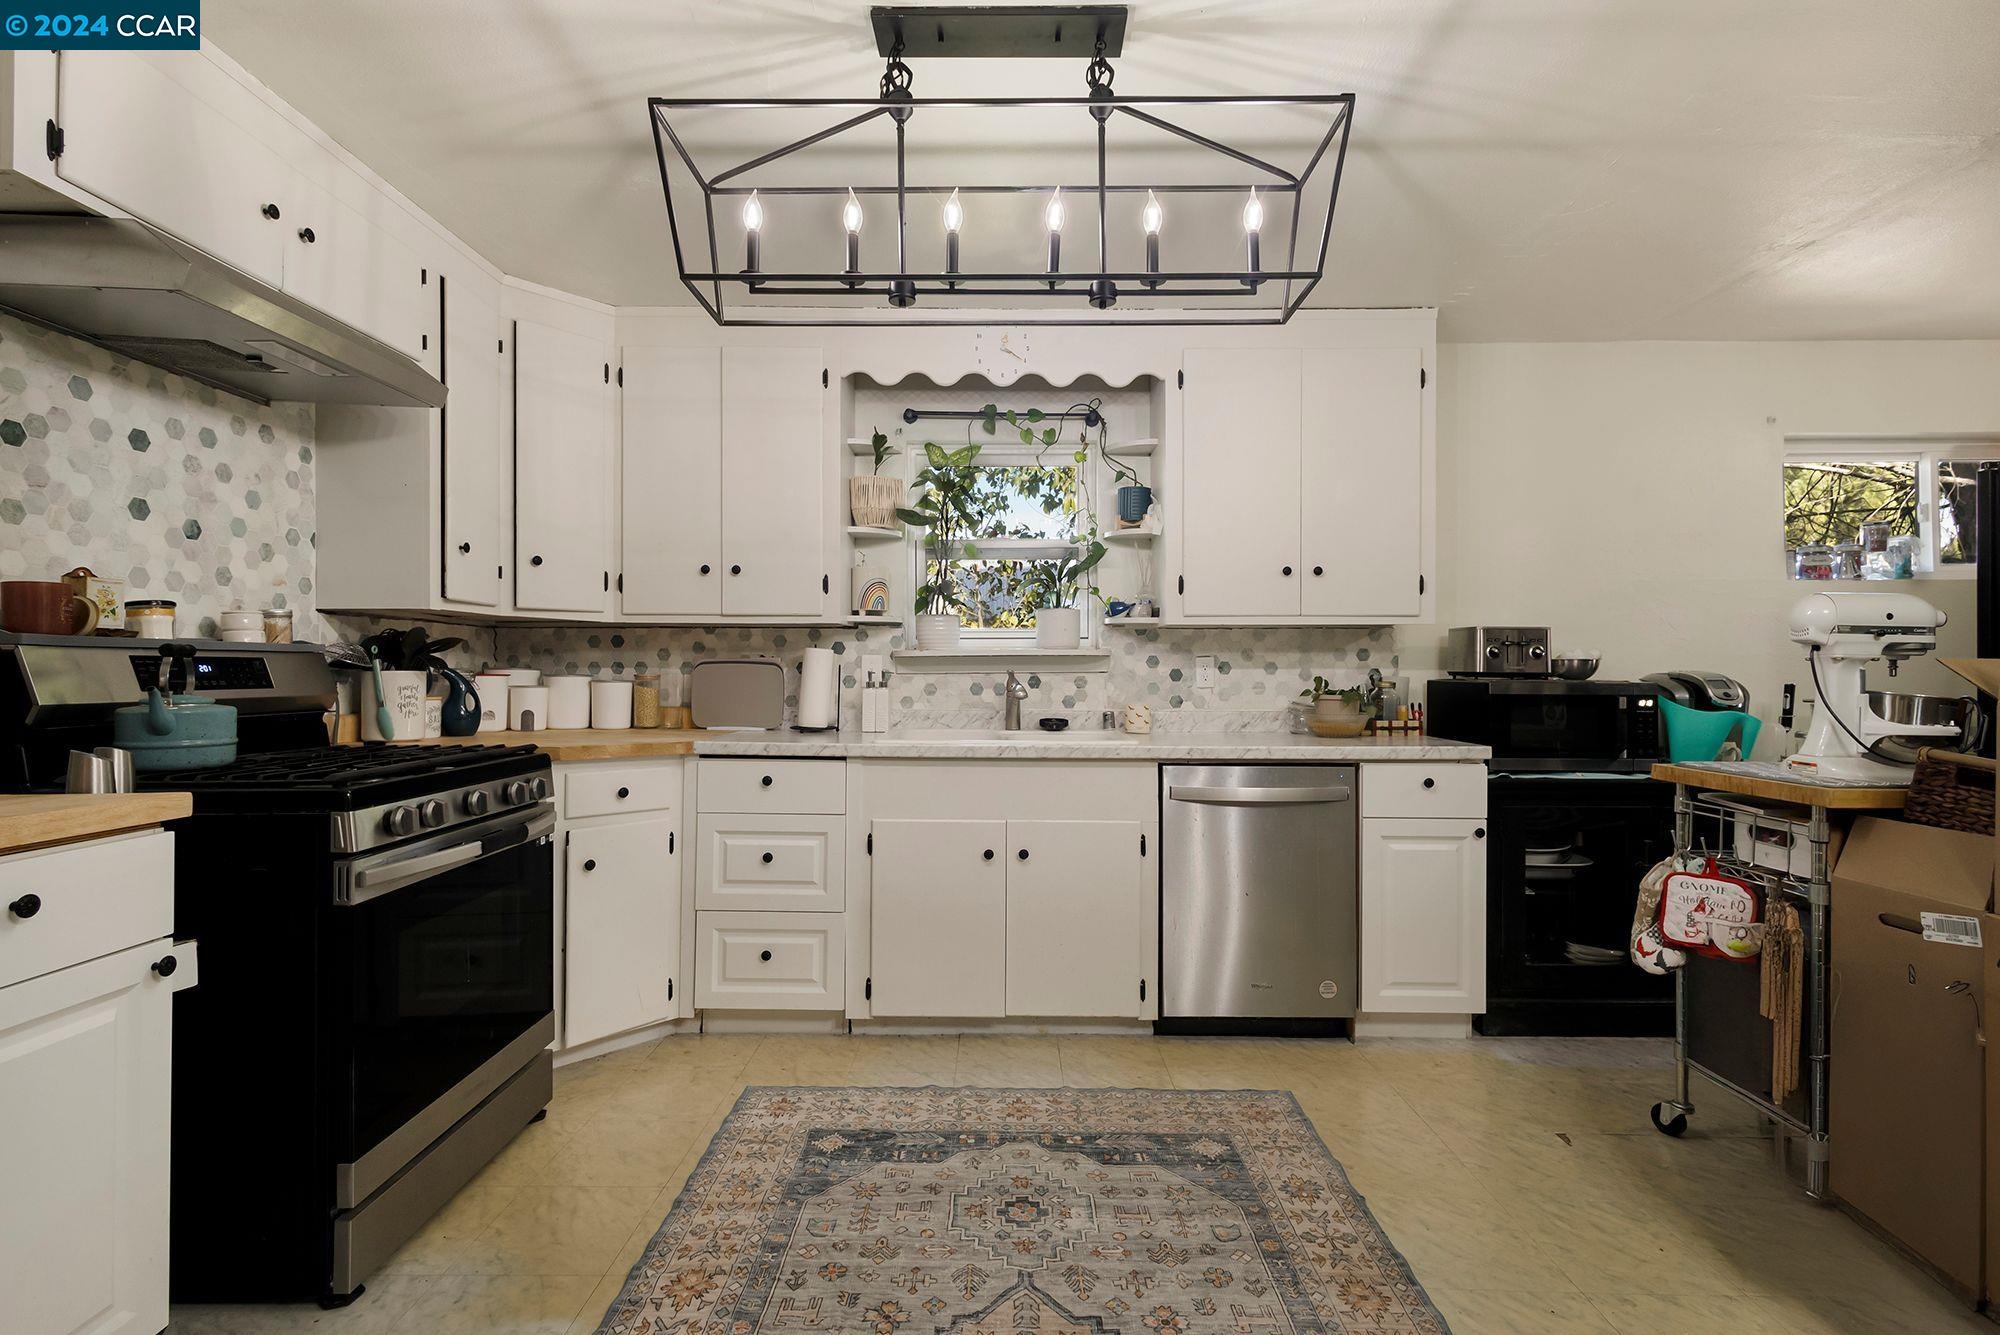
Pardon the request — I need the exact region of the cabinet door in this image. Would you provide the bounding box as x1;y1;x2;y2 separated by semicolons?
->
0;940;175;1335
565;818;678;1047
56;52;291;286
1300;347;1423;619
869;819;1006;1018
1006;820;1146;1018
721;346;824;617
514;318;612;614
622;346;722;616
280;173;427;358
441;270;505;607
1180;348;1302;617
1360;818;1487;1014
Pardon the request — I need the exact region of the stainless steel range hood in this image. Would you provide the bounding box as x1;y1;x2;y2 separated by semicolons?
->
0;214;446;409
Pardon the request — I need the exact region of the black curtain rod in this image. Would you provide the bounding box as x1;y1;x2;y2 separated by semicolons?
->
901;407;1101;426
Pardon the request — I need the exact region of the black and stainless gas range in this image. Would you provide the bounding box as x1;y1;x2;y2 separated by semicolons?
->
0;634;556;1305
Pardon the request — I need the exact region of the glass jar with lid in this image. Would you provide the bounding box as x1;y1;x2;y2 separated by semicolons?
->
633;671;662;728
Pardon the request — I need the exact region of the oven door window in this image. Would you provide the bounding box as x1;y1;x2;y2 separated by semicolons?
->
1493;696;1630;762
328;826;554;1166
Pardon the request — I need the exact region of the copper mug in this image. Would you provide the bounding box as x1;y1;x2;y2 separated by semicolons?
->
1;580;101;635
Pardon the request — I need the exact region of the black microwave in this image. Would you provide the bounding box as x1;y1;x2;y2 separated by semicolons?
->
1425;678;1664;772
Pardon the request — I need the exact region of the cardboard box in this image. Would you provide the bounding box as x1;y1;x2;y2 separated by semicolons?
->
1830;816;1998;1300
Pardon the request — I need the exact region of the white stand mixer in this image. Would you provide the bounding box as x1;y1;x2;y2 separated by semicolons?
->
1785;590;1960;784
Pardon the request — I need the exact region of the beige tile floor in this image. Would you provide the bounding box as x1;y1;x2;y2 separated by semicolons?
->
165;1033;1989;1334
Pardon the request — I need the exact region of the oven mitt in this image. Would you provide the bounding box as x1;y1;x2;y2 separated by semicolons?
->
1658;858;1762;961
1631;856;1688;974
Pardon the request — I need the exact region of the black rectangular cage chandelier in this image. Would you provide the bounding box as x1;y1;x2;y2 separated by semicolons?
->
647;5;1355;327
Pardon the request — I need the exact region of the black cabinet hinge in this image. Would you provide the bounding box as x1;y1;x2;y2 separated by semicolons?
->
668;977;674;1001
603;570;610;591
1176;369;1184;389
616;365;623;387
1177;575;1185;595
1140;978;1147;1001
421;334;428;351
497;338;504;354
44;119;62;160
1419;574;1426;595
668;830;675;854
617;572;624;593
822;573;830;595
822;368;829;388
866;831;873;855
865;977;873;1000
1140;833;1147;856
421;268;429;286
1420;367;1427;389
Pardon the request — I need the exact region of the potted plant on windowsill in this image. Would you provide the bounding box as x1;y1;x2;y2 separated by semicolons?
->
850;429;901;529
1034;539;1106;649
898;441;983;651
1300;675;1373;737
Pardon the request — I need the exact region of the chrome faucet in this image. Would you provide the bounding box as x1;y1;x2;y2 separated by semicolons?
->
1004;670;1029;730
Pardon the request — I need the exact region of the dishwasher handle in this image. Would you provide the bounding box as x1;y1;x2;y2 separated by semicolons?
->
1167;784;1353;806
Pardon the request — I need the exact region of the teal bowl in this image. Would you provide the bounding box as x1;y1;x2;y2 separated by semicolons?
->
1658;697;1762;762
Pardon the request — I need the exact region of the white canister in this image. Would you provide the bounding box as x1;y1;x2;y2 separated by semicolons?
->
363;669;429;742
545;675;590;730
474;673;511;732
218;609;262;636
590;679;634;730
505;667;542;688
509;685;550;732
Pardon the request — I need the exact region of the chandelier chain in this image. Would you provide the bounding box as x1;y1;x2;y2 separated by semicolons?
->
1085;36;1115;96
881;37;913;99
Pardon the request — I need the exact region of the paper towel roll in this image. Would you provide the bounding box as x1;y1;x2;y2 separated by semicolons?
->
797;647;837;730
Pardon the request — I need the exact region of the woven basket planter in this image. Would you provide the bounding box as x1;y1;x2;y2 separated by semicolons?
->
849;475;903;529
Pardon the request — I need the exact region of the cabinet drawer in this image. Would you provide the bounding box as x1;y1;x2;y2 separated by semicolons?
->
0;831;174;989
564;763;680;820
693;911;844;1011
1361;763;1488;819
695;814;844;912
698;759;845;815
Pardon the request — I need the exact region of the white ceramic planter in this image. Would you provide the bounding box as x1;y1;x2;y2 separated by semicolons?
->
362;669;428;742
915;613;961;652
1035;606;1082;650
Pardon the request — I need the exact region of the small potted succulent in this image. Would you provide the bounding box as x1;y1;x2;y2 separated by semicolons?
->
1300;676;1373;737
849;429;902;529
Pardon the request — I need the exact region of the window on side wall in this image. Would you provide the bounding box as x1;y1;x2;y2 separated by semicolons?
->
1782;442;2000;579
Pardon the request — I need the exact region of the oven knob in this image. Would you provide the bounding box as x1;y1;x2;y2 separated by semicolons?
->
503;780;531;806
384;806;418;837
1528;643;1547;659
1485;643;1502;659
418;799;447;829
464;790;491;817
530;777;551;801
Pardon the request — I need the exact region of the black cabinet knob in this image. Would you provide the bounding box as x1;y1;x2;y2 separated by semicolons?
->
730;564;743;576
1282;565;1293;576
699;563;712;575
582;858;597;871
1313;565;1324;576
760;775;773;788
983;849;994;861
151;955;177;977
1017;848;1029;861
297;226;316;243
458;542;471;554
1474;828;1487;839
530;555;544;566
759;950;773;962
616;786;630;799
261;202;281;219
1423;777;1436;789
762;851;774;864
8;893;41;919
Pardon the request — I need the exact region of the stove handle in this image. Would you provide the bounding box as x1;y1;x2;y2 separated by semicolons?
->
339;805;556;906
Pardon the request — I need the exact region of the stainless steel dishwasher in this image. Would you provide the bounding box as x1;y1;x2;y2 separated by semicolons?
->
1161;764;1358;1024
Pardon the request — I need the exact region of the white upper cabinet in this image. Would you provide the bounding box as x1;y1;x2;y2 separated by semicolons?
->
441;270;506;608
279;172;427;358
55;51;292;286
721;346;826;618
621;346;723;617
1300;347;1423;619
1181;348;1304;619
514;317;613;615
1178;339;1427;624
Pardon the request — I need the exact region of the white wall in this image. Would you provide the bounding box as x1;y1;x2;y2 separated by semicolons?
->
1427;340;2000;755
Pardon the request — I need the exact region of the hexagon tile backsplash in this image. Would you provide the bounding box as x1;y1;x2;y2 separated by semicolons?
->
0;313;321;640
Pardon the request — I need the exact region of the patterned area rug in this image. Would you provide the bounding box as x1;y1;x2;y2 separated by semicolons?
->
595;1087;1448;1334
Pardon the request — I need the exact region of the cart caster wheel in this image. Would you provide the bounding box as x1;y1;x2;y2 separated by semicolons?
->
1651;1103;1689;1137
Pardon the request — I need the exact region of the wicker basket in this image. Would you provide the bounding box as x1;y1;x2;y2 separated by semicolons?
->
849;475;903;529
1904;747;1997;835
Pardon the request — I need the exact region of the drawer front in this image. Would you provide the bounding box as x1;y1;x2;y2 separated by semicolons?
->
695;814;845;913
564;763;680;820
0;831;175;988
694;911;844;1011
1360;763;1488;819
698;759;846;815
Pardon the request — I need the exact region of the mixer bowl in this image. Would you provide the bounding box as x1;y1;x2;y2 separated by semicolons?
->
1865;690;1976;731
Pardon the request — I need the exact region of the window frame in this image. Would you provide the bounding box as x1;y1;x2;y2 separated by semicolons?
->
912;444;1095;644
1782;438;2000;580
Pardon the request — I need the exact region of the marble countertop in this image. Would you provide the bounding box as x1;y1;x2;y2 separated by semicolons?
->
691;729;1490;762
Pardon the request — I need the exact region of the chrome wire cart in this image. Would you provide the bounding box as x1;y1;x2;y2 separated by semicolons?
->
1646;770;1902;1201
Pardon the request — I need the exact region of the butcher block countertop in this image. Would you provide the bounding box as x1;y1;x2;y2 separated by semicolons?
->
1650;762;1908;810
378;729;706;762
0;792;194;856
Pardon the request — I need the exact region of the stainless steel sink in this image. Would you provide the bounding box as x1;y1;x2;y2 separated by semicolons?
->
879;727;1128;743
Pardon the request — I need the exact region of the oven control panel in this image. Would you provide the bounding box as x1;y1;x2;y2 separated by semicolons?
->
131;654;275;693
337;767;553;854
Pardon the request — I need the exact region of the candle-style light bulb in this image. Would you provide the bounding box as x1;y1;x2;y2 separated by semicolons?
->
942;188;962;287
841;187;863;287
1045;188;1064;288
742;191;764;233
741;190;763;286
1242;187;1263;288
1142;189;1163;288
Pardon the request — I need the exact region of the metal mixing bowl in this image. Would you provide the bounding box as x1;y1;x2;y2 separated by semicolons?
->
1548;656;1600;680
1865;690;1976;732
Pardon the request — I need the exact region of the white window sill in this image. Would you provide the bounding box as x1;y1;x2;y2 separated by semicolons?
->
892;647;1112;668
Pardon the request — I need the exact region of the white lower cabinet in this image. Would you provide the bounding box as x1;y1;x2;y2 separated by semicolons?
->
1005;820;1147;1018
869;819;1008;1018
694;911;844;1011
1359;817;1487;1014
695;813;845;913
564;817;679;1047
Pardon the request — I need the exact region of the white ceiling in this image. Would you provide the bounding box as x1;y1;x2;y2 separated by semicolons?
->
202;0;2000;341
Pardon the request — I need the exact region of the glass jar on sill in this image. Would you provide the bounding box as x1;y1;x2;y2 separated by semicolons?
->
1792;545;1835;580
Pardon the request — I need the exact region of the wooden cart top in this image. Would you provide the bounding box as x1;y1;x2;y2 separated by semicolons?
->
1650;762;1908;811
